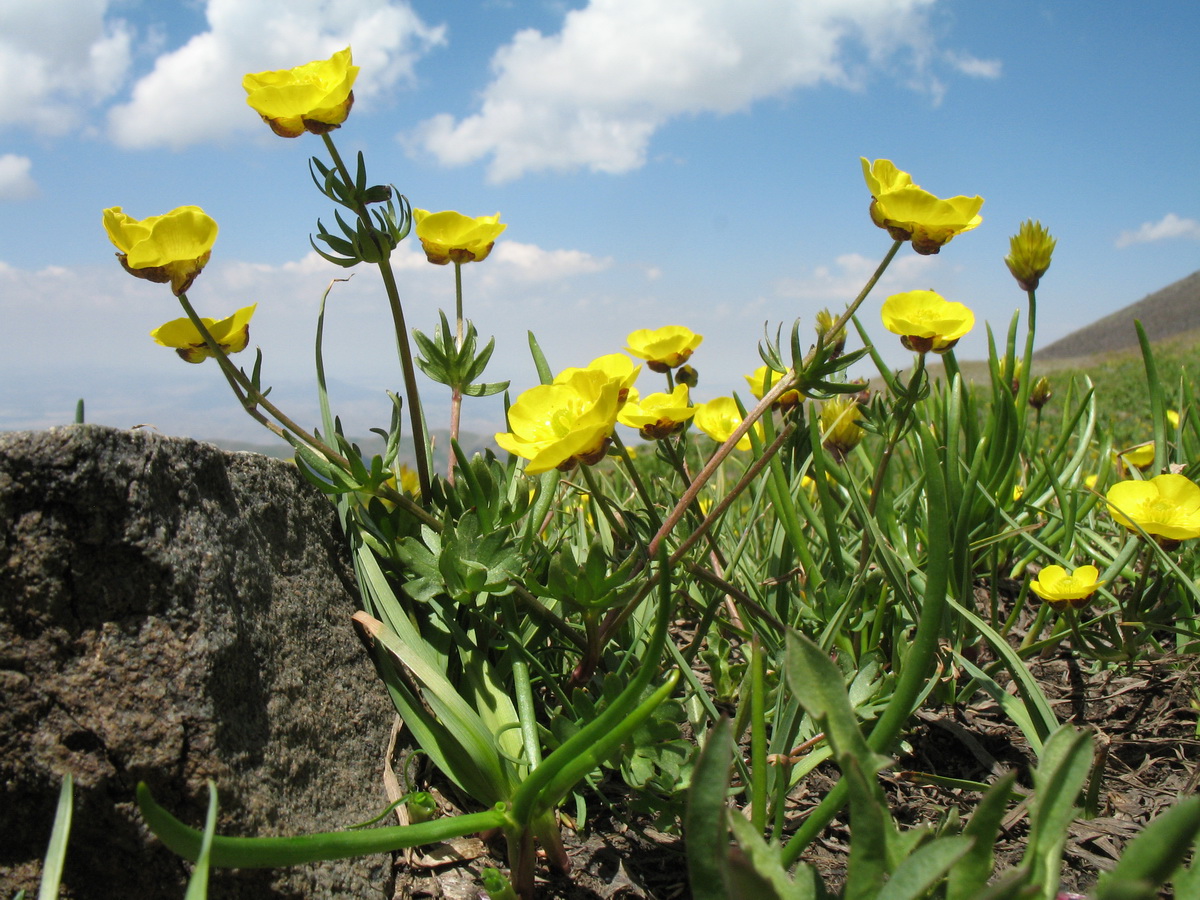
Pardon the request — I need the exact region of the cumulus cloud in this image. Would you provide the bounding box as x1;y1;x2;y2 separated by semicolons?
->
411;0;964;182
1115;213;1200;248
772;252;938;302
0;0;133;134
0;155;37;200
108;0;445;149
487;241;612;281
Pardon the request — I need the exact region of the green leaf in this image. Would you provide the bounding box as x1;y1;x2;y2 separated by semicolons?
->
685;719;734;900
137;782;508;868
1023;725;1093;890
37;773;73;900
184;781;219;900
874;835;973;900
727;813;817;900
946;771;1019;900
1093;796;1200;898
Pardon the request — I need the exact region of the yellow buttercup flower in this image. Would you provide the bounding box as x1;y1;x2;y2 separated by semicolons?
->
413;209;507;265
626;326;703;373
819;395;865;459
881;290;975;354
861;158;914;197
1106;474;1200;541
150;304;256;364
861;158;983;255
1115;443;1156;471
1005;219;1056;291
554;354;641;405
618;384;694;440
103;206;218;296
745;365;800;411
692;397;759;451
243;47;358;138
1029;564;1103;611
495;369;620;475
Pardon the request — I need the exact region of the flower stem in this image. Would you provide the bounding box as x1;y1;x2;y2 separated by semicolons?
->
173;292;439;529
321;133;433;500
448;260;465;484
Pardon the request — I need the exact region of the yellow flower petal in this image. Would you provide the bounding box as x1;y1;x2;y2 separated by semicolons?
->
103;205;218;295
625;326;703;373
861;158;983;254
243;47;358;138
881;290;975;353
1106;474;1200;541
496;370;620;475
1029;564;1102;607
860;157;914;197
693;397;758;451
413;209;507;265
150;304;257;364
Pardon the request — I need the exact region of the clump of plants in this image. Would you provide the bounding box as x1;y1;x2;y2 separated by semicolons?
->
56;46;1200;899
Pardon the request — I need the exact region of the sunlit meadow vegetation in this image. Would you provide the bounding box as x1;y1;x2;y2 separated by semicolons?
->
30;47;1200;900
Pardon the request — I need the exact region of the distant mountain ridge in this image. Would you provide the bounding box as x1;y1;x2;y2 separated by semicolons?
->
1035;269;1200;361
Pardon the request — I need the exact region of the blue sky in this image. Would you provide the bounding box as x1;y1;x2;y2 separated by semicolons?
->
2;0;1198;445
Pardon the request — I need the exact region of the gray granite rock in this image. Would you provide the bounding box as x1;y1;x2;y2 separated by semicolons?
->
0;425;395;899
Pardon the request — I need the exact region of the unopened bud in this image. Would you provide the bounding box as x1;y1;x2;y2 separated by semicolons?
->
1030;376;1052;410
815;308;847;357
1005;219;1055;291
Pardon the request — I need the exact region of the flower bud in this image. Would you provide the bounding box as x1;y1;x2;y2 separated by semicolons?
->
676;365;699;388
820;395;865;461
1004;219;1055;291
1029;376;1052;410
815;308;847;357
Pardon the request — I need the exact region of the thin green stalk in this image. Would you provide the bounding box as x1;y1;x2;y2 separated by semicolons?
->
750;637;768;833
321;133;432;499
648;239;902;559
448;260;465;483
139;781;510;868
511;660;542;771
857;352;926;569
611;431;663;532
174;292;440;529
782;422;950;865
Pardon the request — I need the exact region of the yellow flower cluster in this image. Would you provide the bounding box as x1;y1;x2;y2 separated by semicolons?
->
861;158;983;255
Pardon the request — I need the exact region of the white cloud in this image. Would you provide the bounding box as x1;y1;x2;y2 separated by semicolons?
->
772;252;938;302
0;155;37;200
488;241;612;281
944;50;1001;79
1115;213;1200;248
108;0;445;149
0;0;133;134
411;0;954;182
